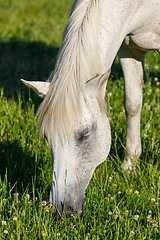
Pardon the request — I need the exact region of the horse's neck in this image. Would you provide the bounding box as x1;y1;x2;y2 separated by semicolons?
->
99;0;138;71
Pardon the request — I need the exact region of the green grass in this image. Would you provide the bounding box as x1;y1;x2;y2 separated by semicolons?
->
0;0;160;239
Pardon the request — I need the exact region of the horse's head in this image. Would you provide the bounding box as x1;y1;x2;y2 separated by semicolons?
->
21;69;111;214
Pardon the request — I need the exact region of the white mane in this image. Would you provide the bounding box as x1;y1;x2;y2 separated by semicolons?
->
37;0;104;146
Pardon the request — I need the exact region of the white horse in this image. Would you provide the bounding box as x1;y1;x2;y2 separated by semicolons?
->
21;0;160;213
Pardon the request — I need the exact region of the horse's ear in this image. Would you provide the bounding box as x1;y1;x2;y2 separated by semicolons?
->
85;69;111;97
21;79;50;97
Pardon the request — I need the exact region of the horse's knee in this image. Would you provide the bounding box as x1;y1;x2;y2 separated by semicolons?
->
125;99;142;117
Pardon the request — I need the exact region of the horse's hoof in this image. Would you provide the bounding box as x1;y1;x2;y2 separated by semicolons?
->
121;158;137;174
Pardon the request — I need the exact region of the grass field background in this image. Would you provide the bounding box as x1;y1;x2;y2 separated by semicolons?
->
0;0;160;239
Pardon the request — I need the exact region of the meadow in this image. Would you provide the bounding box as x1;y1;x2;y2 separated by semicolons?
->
0;0;160;239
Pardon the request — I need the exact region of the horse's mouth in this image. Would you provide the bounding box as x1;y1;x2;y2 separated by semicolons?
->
47;199;85;217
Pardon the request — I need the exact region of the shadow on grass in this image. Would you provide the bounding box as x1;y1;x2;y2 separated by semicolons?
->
0;37;59;95
0;139;40;192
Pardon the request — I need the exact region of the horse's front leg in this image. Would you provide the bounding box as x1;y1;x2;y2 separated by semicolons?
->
118;43;145;171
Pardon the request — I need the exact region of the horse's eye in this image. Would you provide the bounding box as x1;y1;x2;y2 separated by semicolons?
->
75;122;97;143
75;127;91;142
79;131;91;142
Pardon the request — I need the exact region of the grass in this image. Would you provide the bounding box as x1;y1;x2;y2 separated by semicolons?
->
0;0;160;239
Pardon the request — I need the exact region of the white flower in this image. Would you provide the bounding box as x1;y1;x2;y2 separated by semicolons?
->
4;230;8;234
151;198;156;202
108;177;112;182
154;65;159;70
130;231;135;236
13;217;17;221
13;193;19;197
118;191;121;195
135;190;139;194
34;197;38;202
146;123;150;129
134;215;139;221
42;201;47;206
57;233;61;236
26;194;30;199
146;215;152;221
2;221;7;225
147;89;152;95
108;92;113;97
